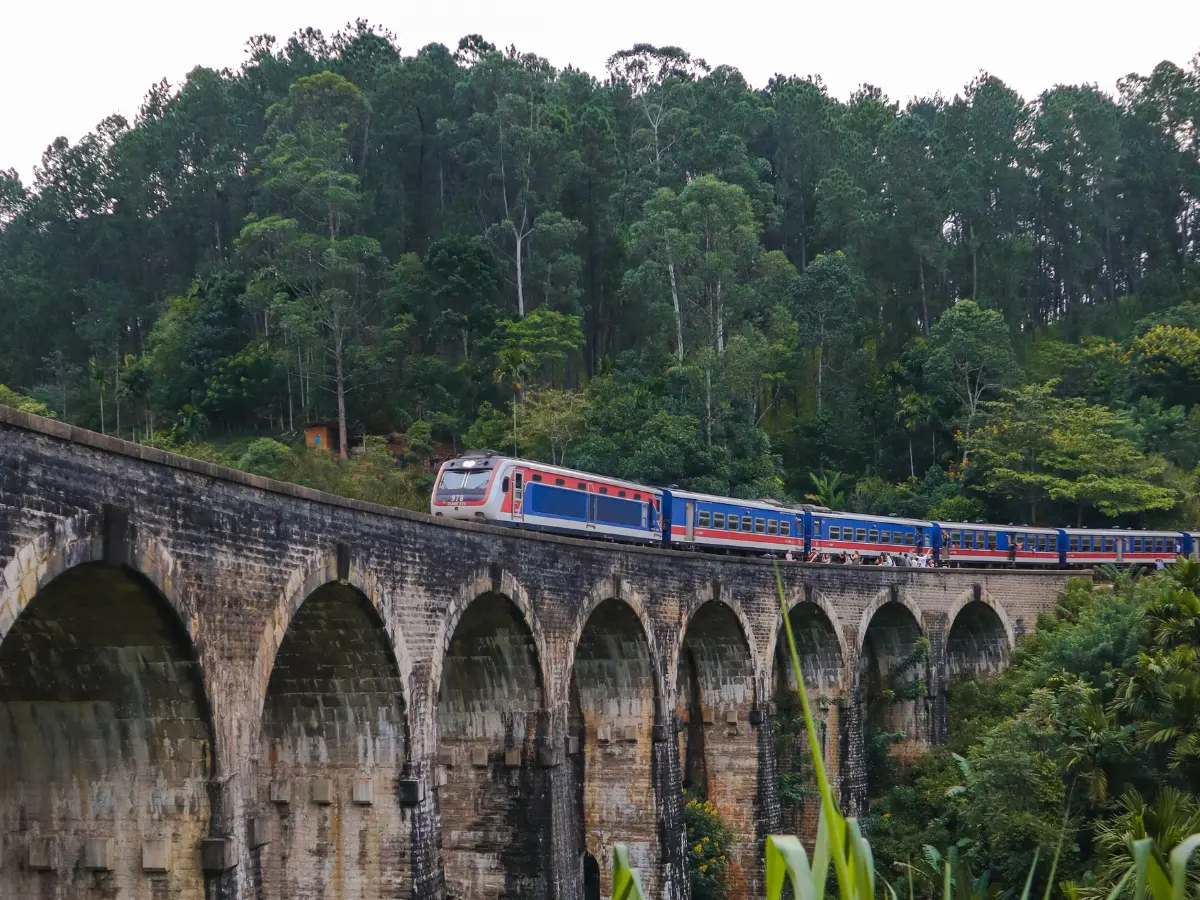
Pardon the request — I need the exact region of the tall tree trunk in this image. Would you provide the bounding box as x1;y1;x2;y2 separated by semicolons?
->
705;366;712;450
918;255;930;336
816;345;823;414
909;438;915;479
515;229;526;317
335;336;348;460
667;253;684;362
715;279;724;354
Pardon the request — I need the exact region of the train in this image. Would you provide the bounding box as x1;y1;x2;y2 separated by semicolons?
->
430;451;1199;568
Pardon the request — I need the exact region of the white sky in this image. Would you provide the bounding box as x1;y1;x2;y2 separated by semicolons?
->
4;0;1200;185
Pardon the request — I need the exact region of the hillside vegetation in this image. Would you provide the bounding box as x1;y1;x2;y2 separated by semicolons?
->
2;25;1199;526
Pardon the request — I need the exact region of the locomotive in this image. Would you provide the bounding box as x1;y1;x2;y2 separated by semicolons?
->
431;451;1199;567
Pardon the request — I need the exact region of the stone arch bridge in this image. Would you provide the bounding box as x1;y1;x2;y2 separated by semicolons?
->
0;407;1076;900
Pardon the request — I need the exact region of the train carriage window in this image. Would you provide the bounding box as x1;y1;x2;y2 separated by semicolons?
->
781;521;791;537
881;531;891;544
599;487;608;495
768;520;778;535
727;516;738;532
829;526;840;540
633;493;641;500
713;512;725;529
1069;536;1078;552
856;528;867;542
1156;536;1165;552
755;518;766;534
577;482;586;490
868;528;879;542
904;533;915;546
948;530;958;547
532;474;542;482
698;511;710;528
1132;537;1141;552
988;533;998;550
976;531;985;546
742;516;753;531
1049;536;1057;552
555;478;565;486
1103;536;1113;552
618;490;626;498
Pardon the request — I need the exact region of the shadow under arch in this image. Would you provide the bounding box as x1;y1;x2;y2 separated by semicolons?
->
772;597;849;842
946;597;1012;682
567;595;662;899
427;567;552;739
435;588;549;900
255;578;411;900
676;598;759;900
1;560;214;900
857;598;930;801
250;552;414;738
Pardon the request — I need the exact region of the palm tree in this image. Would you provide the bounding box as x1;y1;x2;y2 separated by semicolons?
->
805;470;849;508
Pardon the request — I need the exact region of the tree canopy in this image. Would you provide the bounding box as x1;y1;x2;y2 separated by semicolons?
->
2;24;1199;527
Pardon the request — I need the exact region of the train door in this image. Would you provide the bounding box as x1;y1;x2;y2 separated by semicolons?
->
586;493;597;531
512;470;525;521
1116;536;1125;564
684;500;696;542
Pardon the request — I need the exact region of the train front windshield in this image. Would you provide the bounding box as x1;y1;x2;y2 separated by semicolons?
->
436;467;492;501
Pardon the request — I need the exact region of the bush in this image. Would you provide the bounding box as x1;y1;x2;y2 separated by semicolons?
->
0;384;55;418
236;438;294;476
684;795;734;900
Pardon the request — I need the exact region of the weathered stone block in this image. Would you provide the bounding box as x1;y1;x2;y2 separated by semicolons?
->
26;837;55;871
537;747;560;767
83;837;112;871
504;748;522;767
623;724;638;742
142;838;171;873
438;746;457;766
398;778;425;805
200;838;236;873
269;779;291;804
311;778;333;805
597;725;611;743
248;816;276;848
353;777;374;805
471;747;488;767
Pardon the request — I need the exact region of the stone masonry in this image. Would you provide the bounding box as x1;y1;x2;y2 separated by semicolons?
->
0;405;1078;900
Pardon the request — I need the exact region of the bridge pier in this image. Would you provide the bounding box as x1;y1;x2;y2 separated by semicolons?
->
0;406;1072;900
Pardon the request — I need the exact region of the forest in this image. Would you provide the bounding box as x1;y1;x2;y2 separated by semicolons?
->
1;22;1200;530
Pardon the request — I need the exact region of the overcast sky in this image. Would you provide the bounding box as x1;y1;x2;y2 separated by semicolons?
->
5;0;1200;184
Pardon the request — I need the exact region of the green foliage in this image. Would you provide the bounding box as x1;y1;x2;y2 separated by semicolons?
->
0;384;54;417
871;564;1200;898
3;24;1200;525
684;795;735;900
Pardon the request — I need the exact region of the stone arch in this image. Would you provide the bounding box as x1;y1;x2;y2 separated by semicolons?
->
675;599;758;900
250;550;414;734
856;587;926;652
254;577;410;900
765;585;852;686
435;588;548;900
771;595;848;841
668;588;760;696
858;598;930;799
945;588;1016;653
567;595;662;900
945;593;1012;682
1;556;213;900
428;567;551;736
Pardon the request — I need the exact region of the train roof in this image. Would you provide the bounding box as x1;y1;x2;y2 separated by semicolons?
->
1060;526;1185;536
439;455;662;495
663;488;800;512
821;511;931;527
936;520;1060;534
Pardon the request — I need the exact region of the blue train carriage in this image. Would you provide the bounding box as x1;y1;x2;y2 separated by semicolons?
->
933;522;1060;565
432;453;663;544
1061;528;1185;567
662;489;803;555
810;512;932;560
